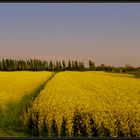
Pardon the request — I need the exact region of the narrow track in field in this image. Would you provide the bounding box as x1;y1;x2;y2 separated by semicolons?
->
0;72;57;137
31;72;57;102
14;72;57;136
21;71;57;110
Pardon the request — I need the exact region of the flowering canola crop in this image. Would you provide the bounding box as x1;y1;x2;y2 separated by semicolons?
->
21;71;140;137
0;71;53;110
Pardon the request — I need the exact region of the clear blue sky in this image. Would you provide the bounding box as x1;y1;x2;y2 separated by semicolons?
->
0;3;140;66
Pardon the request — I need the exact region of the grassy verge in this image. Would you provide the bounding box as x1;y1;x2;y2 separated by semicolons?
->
105;71;140;79
0;72;56;137
124;71;140;78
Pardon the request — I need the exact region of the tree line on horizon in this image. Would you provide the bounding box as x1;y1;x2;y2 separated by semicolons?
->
0;59;139;72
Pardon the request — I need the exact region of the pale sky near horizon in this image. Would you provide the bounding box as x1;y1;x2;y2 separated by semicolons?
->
0;3;140;66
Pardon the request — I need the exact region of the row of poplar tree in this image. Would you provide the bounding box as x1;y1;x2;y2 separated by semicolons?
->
0;59;95;71
0;59;138;72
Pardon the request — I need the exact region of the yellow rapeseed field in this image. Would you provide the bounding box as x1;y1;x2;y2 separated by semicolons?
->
21;71;140;137
0;71;53;110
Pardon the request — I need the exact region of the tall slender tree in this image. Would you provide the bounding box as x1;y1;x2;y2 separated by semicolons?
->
58;61;62;71
89;60;95;71
49;60;53;71
67;60;72;71
62;60;66;71
75;60;78;70
72;61;75;71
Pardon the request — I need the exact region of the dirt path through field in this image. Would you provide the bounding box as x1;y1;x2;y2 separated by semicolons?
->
0;72;57;137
